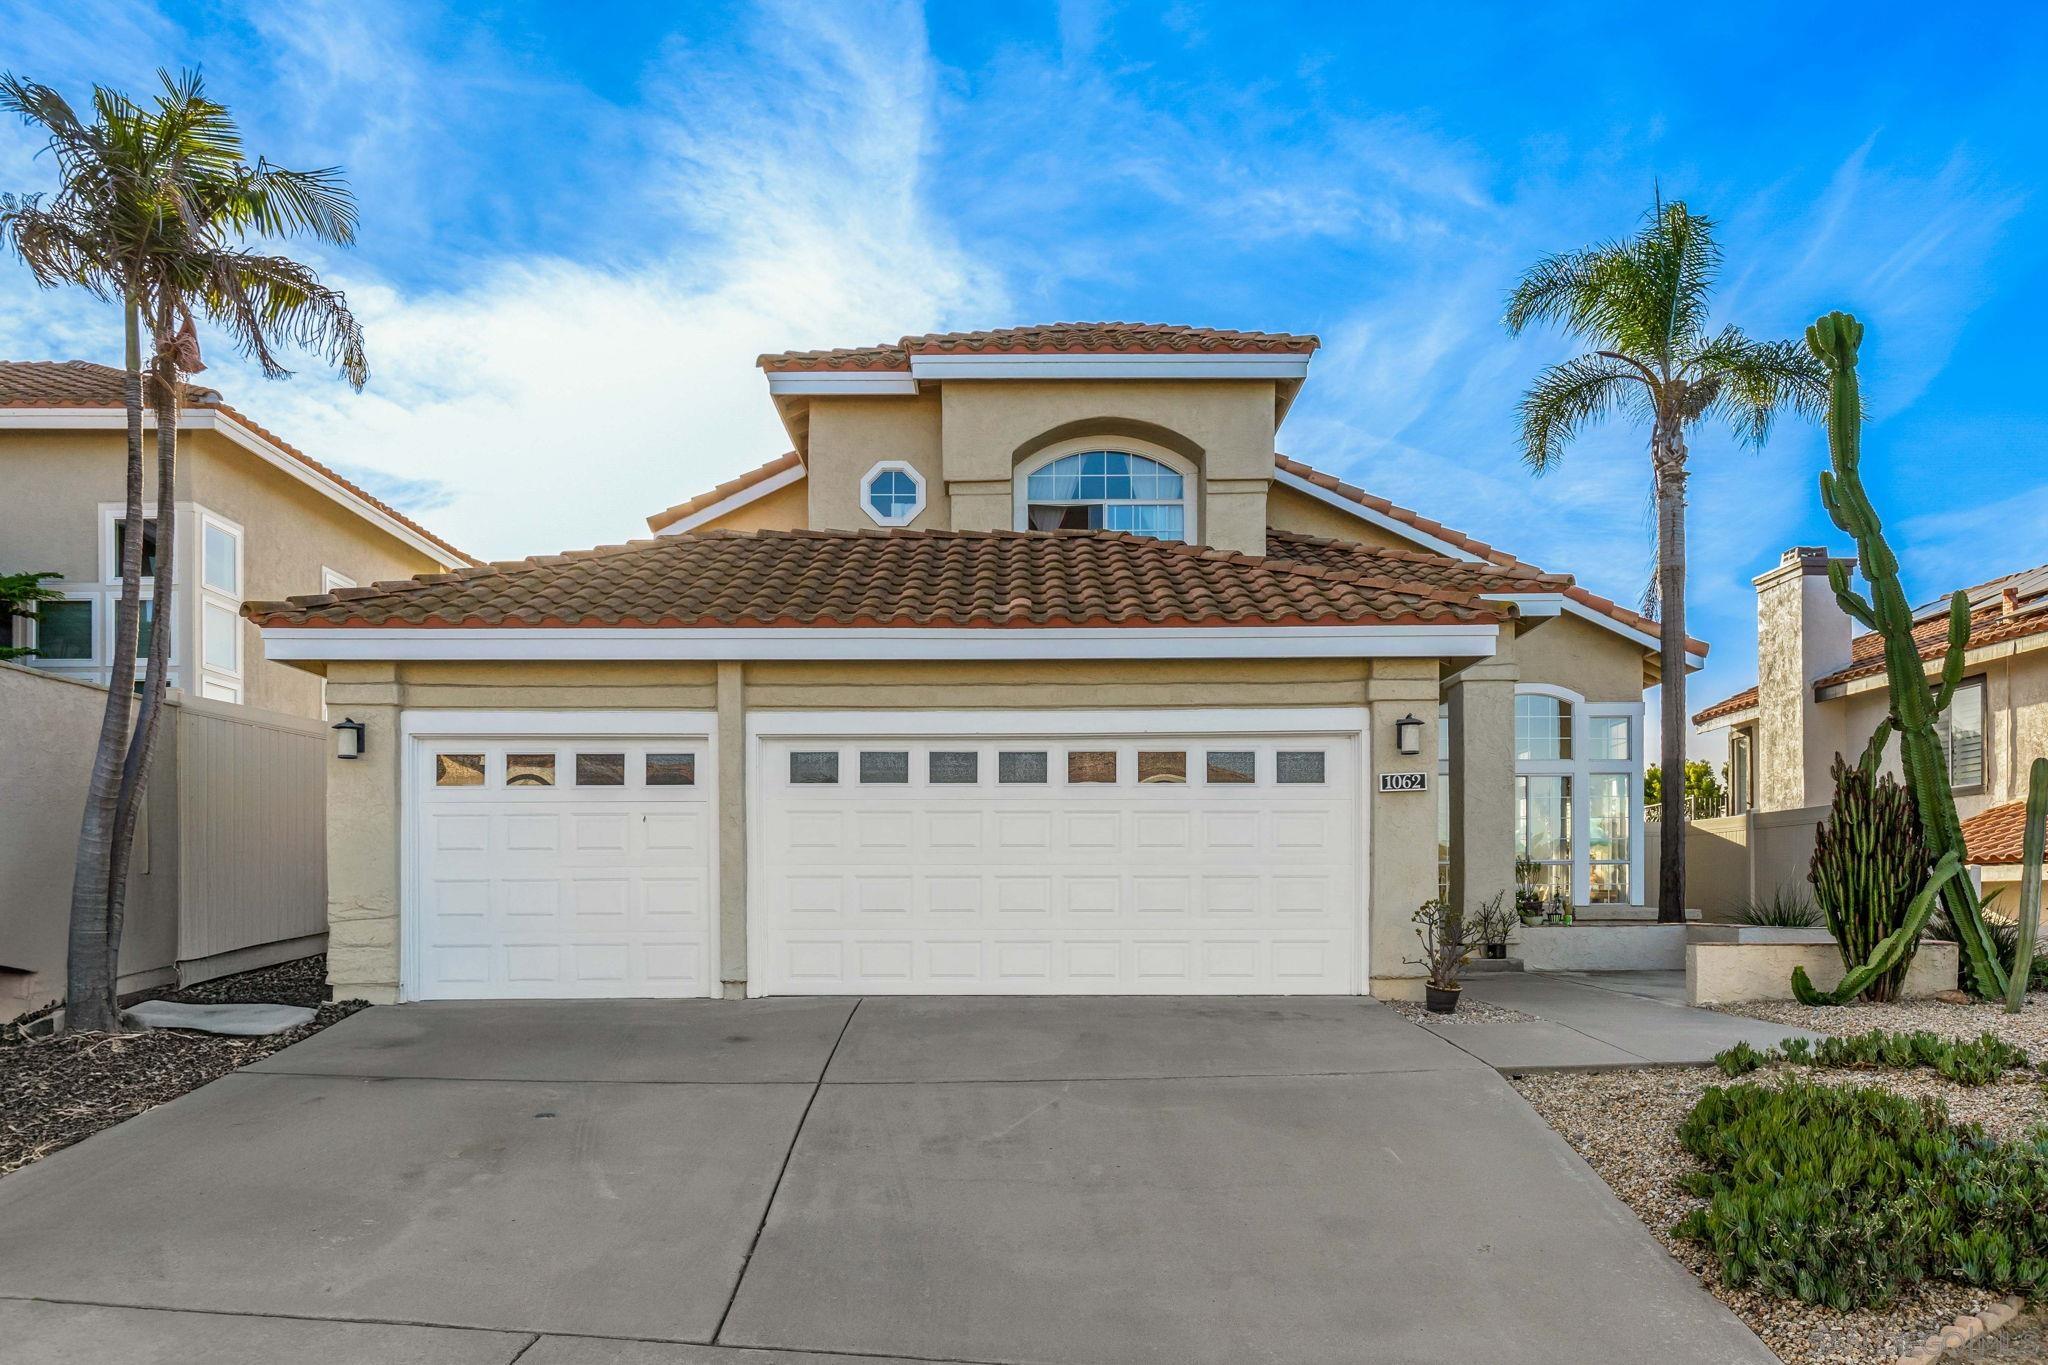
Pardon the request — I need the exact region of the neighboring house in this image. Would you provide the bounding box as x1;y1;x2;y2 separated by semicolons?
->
1694;546;2048;899
0;360;472;1018
248;323;1705;1004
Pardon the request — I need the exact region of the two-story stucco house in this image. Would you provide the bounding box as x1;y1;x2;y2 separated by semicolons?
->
1695;545;2048;899
0;360;472;1016
247;324;1705;1004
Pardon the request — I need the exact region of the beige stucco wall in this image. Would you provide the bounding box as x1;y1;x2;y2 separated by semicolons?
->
1265;482;1420;551
687;476;809;534
1513;613;1649;703
1835;646;2048;820
0;424;446;719
938;380;1276;554
316;654;1442;1002
804;392;948;533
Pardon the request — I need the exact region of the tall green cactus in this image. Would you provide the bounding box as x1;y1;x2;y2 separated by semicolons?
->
2004;757;2048;1013
1802;312;2007;1001
1809;755;1925;1002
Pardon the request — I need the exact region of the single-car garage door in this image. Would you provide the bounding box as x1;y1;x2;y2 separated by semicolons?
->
751;715;1366;995
407;728;717;999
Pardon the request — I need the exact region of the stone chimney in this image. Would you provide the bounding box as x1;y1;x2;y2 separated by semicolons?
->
1753;547;1854;811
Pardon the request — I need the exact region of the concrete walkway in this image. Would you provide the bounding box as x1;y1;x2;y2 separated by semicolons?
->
1433;970;1827;1071
0;997;1777;1365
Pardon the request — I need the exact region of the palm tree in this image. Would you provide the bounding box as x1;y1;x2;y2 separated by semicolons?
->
1;69;367;1030
1505;198;1825;923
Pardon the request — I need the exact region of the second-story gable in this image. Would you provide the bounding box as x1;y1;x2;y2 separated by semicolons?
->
752;323;1318;556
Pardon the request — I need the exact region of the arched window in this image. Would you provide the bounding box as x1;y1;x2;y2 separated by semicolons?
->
1019;450;1190;541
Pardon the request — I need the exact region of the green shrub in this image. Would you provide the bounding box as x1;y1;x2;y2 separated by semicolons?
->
1673;1079;2048;1309
1735;884;1823;928
1709;1029;2031;1085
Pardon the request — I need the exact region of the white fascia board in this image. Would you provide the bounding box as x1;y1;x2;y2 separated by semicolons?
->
1484;591;1709;668
763;372;919;396
656;462;808;535
261;623;1500;663
747;706;1369;739
1692;706;1759;735
1272;467;1483;562
908;353;1311;382
0;407;467;570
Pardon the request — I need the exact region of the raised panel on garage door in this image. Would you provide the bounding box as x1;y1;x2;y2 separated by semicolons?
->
753;729;1363;995
410;737;715;999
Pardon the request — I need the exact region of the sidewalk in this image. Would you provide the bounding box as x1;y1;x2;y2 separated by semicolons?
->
1425;970;1826;1072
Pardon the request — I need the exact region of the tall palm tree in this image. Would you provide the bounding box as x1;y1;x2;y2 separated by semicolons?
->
1;69;367;1030
1505;198;1825;923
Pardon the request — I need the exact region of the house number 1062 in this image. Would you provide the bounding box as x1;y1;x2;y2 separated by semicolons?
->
1377;772;1429;793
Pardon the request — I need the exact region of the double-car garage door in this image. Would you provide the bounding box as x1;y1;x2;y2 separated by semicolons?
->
408;714;1366;1000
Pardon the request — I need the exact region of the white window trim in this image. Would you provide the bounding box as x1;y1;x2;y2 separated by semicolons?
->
1012;439;1200;543
1512;685;1645;906
198;509;244;597
195;509;244;689
98;502;160;585
322;567;358;593
858;460;928;528
20;587;103;671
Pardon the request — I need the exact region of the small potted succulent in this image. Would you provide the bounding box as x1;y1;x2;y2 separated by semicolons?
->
1407;897;1488;1014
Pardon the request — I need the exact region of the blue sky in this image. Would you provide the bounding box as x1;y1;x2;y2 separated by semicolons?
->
3;1;2044;758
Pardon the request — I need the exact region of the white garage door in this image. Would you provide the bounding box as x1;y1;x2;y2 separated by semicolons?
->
751;718;1365;995
408;732;716;999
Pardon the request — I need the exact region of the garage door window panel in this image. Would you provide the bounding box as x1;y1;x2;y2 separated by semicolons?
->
1138;751;1186;783
1068;751;1117;784
506;753;557;787
436;753;486;787
646;753;696;786
929;751;979;784
1205;750;1255;784
999;750;1048;784
575;753;625;786
860;750;910;784
791;751;840;784
1276;751;1326;784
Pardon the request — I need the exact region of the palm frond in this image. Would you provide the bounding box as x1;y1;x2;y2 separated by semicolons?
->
1504;244;1618;336
240;161;358;245
1690;328;1829;445
195;249;367;388
1515;353;1647;472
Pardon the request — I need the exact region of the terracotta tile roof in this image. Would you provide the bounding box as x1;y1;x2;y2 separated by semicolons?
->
646;451;800;533
758;323;1320;372
0;360;476;567
1695;576;2048;723
1962;800;2033;866
245;527;1510;632
1264;529;1569;595
1692;686;1760;726
1275;455;1707;657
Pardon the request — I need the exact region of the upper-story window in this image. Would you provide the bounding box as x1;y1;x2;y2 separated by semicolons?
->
1020;450;1189;541
860;461;926;527
1936;676;1986;791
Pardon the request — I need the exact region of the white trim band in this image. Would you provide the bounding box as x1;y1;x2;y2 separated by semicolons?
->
262;623;1502;663
655;461;807;535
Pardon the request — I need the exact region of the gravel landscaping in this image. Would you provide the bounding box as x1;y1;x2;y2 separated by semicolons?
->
0;956;365;1177
1385;996;1542;1025
1514;1062;2035;1365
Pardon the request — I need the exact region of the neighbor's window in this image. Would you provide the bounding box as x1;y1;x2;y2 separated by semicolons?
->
1587;774;1631;903
1515;694;1572;761
202;521;239;595
34;599;94;660
1937;677;1986;790
1023;450;1187;540
113;516;159;579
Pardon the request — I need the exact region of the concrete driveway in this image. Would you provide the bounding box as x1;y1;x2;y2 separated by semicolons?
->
0;997;1775;1365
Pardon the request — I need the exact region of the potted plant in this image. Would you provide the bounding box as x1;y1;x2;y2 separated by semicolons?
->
1407;897;1487;1013
1472;893;1515;959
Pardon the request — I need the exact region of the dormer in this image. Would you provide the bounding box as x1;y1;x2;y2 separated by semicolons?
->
755;323;1318;555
